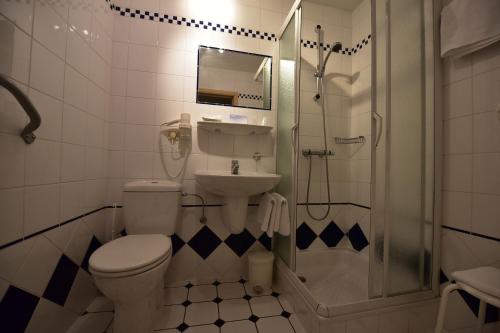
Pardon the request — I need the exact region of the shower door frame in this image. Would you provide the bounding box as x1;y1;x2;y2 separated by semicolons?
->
276;0;302;271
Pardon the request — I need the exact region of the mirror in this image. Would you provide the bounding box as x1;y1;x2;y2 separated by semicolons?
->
197;46;272;110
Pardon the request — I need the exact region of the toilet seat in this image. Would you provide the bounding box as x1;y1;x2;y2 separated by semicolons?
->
90;234;172;278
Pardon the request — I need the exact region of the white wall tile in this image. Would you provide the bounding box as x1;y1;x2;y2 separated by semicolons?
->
66;29;91;76
24;184;60;235
443;116;472;155
68;0;92;42
472;153;500;195
128;43;158;72
111;68;127;95
62;104;87;145
0;133;25;189
473;111;500;153
0;187;24;246
442;191;471;231
112;41;128;69
28;89;63;141
472;68;500;114
64;65;88;111
125;97;155;124
0;0;34;33
30;41;65;99
127;70;156;98
157;48;185;75
25;139;61;185
124;151;153;178
157;74;183;101
129;18;158;46
124;124;155;151
60;181;85;221
158;23;186;50
113;15;130;43
61;143;85;182
471;193;500;239
443;79;472;119
33;0;67;59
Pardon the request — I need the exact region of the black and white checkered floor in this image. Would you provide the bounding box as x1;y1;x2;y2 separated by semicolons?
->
67;279;306;333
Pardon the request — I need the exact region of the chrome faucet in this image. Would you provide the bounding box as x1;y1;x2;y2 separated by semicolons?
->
231;160;239;175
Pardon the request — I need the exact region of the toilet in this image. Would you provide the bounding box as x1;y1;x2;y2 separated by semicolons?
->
89;180;181;333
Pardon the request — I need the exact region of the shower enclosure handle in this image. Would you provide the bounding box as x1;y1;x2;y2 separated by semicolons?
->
373;111;383;147
291;123;298;152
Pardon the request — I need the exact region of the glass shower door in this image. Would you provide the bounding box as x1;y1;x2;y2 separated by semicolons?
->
371;0;435;297
275;9;301;268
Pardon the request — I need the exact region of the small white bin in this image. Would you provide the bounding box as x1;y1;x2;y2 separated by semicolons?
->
248;250;275;294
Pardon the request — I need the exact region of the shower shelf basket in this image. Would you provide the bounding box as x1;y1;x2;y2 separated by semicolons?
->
334;136;366;144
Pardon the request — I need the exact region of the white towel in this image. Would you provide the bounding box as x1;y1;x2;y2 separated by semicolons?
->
441;0;500;58
257;193;276;235
271;193;291;237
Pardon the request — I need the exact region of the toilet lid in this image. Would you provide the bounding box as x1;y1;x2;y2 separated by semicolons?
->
89;235;171;273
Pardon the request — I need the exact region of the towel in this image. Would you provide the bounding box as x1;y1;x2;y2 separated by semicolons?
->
441;0;500;58
272;193;291;236
257;192;276;235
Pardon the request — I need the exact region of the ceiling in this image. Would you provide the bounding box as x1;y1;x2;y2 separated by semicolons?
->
305;0;364;11
199;47;268;73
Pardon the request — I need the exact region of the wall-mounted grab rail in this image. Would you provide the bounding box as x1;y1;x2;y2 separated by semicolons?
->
0;74;41;144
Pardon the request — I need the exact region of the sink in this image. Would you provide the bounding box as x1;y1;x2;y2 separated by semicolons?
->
194;171;281;233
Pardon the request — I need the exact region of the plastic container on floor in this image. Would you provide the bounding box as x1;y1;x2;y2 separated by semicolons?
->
248;250;275;294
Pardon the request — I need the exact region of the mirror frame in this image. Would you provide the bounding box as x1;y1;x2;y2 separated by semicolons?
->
196;45;273;111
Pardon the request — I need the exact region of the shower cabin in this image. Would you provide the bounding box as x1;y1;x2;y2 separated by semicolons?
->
274;0;441;324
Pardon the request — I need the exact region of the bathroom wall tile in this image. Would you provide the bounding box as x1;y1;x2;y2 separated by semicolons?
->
30;41;65;99
60;181;85;221
472;68;500;114
25;139;61;185
443;56;472;85
60;143;85;182
62;104;87;145
67;0;92;42
158;23;186;50
183;76;197;103
0;0;34;34
89;51;110;91
108;122;125;150
109;95;126;123
129;18;158;46
124;151;153;178
157;74;183;101
0;17;32;84
157;48;185;75
64;65;89;111
127;70;156;99
472;41;500;75
471;193;500;239
124;124;155;152
24;184;60;235
127;43;157;72
13;236;61;297
64;220;93;266
28;89;63;141
442;191;471;231
111;68;127;96
473;111;500;153
156;100;183;125
472;153;500;195
0;133;26;189
443;116;472;155
442;154;473;192
125;97;155;125
0;187;24;246
443;79;472;119
111;41;128;69
33;0;67;59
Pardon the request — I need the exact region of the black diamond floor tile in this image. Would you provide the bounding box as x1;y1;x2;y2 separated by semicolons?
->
224;229;256;257
248;314;259;322
182;300;192;307
171;234;186;256
281;310;291;318
258;233;272;251
296;223;317;250
239;278;246;284
177;322;189;332
42;255;79;306
212;297;222;304
214;318;225;327
81;236;102;272
188;226;222;259
0;286;40;333
347;223;369;251
185;282;194;289
243;294;252;301
271;291;280;298
319;221;344;247
212;280;221;286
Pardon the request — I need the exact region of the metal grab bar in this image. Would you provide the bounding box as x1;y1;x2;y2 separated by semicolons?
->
0;74;41;144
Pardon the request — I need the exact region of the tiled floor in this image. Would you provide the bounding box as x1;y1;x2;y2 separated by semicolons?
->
68;279;306;333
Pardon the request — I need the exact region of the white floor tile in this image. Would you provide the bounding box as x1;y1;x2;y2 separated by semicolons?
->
249;296;283;317
219;298;252;321
152;305;185;330
256;316;295;333
185;324;219;333
188;284;217;302
218;282;246;299
278;295;295;313
244;282;272;296
185;301;218;326
164;286;188;305
221;320;258;333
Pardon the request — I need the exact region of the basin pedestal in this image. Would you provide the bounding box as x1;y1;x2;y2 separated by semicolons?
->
222;196;249;234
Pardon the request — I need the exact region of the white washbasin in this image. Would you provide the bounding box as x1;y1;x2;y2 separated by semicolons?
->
194;170;281;233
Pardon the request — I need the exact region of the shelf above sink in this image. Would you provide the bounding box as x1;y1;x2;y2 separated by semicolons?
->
197;121;272;135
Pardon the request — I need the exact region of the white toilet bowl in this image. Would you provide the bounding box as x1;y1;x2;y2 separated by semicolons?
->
89;234;172;333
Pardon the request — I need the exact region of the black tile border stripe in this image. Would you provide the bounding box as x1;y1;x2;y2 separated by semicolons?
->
105;0;371;56
442;225;500;243
297;202;371;210
0;201;369;251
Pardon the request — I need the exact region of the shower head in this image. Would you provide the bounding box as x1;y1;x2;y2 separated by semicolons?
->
318;41;343;76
